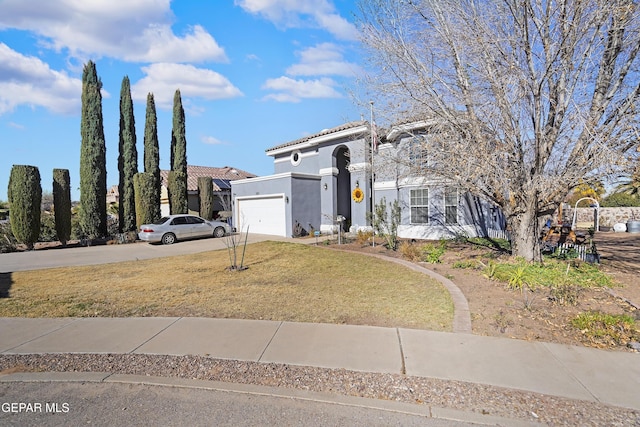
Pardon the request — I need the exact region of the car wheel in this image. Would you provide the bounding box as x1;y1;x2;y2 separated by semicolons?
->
213;227;226;238
161;233;176;245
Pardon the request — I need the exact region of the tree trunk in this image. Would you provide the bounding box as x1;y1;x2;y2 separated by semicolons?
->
507;209;542;262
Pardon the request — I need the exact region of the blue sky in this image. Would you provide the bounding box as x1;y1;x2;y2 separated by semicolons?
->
0;0;369;201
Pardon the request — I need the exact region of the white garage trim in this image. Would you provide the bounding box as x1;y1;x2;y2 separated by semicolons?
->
236;194;287;237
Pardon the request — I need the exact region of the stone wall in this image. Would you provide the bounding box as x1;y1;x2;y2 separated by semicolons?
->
570;207;640;227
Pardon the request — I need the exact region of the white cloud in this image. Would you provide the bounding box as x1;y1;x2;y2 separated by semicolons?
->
131;63;243;109
0;0;227;63
0;43;81;115
286;43;361;77
235;0;358;40
262;43;360;102
201;135;225;145
8;121;25;130
262;76;342;103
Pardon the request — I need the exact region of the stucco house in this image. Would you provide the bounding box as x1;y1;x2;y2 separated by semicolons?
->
374;120;506;240
231;120;506;239
160;165;256;219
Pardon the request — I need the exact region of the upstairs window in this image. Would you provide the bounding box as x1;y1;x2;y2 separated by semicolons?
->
408;136;429;174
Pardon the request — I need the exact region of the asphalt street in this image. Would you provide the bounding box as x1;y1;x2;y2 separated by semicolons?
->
0;381;478;427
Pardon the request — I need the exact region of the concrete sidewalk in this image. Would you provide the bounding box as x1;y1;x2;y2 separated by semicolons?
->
1;317;638;411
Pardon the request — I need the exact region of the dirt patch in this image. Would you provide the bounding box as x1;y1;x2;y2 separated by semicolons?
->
333;232;640;351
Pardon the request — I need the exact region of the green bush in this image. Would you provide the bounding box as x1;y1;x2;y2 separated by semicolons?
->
198;177;214;220
134;172;158;228
8;165;42;249
600;192;640;207
421;241;446;263
168;170;187;214
39;212;57;242
53;168;72;245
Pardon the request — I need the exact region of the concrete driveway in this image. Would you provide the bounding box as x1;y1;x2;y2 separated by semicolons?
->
0;234;293;272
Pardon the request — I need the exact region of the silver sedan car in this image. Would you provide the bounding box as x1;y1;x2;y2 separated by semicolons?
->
138;214;231;244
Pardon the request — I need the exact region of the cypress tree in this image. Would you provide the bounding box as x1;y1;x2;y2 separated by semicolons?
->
143;93;161;222
170;89;188;214
198;177;214;220
168;170;188;214
8;165;42;250
117;76;138;233
134;172;156;228
79;60;107;239
52;168;71;246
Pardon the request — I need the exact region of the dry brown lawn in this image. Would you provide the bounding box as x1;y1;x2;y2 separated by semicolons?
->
0;241;453;331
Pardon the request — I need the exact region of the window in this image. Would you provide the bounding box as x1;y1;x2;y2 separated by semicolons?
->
409;136;428;174
186;216;205;224
171;216;188;225
445;187;459;224
410;189;429;224
291;149;302;166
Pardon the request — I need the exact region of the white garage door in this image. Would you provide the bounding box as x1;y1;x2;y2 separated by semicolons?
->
237;195;286;236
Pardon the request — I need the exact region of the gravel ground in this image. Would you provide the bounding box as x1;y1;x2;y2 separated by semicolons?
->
1;354;638;426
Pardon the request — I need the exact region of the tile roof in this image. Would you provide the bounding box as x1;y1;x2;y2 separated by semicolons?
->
160;165;257;192
265;121;368;153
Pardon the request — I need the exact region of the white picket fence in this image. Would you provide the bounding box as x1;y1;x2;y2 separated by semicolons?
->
551;243;599;263
487;229;510;240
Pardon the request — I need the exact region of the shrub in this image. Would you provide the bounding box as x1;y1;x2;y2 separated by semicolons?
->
399;241;421;261
198;176;214;220
8;165;42;249
369;197;401;250
355;229;374;246
53;168;72;245
600;192;640;207
134;172;158;228
168;170;187;214
39;212;58;242
421;241;446;263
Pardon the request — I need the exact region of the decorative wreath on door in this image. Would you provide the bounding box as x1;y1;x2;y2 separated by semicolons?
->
352;187;364;203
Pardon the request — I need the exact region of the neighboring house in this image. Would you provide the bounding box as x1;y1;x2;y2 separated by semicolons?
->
231;120;506;239
160;165;256;219
232;122;372;236
106;185;119;205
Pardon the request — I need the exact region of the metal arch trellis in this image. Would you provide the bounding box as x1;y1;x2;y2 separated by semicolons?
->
571;197;600;231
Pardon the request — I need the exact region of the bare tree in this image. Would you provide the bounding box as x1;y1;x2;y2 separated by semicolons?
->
358;0;640;261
